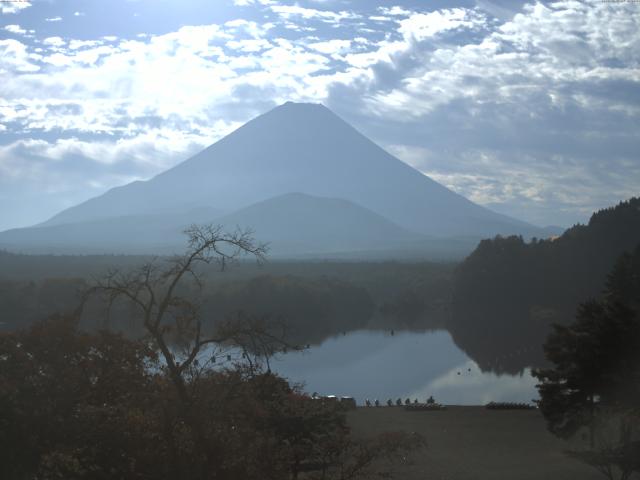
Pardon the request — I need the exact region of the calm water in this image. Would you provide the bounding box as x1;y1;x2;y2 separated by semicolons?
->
269;330;538;406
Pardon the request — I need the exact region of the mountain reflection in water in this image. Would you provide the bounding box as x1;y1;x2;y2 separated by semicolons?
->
271;330;538;405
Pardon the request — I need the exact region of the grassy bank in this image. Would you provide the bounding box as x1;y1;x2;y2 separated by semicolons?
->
348;406;601;479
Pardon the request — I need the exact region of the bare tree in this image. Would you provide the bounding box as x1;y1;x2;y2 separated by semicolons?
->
78;224;423;480
86;224;268;381
83;224;275;478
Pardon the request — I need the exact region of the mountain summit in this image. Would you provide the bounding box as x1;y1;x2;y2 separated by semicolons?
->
1;102;547;256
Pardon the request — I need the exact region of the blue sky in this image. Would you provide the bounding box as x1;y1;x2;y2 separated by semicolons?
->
1;0;638;231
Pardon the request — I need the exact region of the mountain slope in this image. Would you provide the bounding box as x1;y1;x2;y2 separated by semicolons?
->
213;192;425;256
0;207;223;254
39;102;540;238
2;193;471;257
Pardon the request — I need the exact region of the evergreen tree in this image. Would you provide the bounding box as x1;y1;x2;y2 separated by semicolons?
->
533;246;640;479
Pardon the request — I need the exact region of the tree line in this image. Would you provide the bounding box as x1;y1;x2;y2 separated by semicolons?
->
450;197;640;373
535;244;640;480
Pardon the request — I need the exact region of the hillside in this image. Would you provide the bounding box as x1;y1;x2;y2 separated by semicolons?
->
213;192;429;256
0;192;477;258
0;208;222;255
449;197;640;373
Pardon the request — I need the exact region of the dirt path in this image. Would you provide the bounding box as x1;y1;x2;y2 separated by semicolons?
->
348;406;603;480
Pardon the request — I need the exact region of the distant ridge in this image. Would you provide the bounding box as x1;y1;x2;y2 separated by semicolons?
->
0;193;416;254
213;192;424;255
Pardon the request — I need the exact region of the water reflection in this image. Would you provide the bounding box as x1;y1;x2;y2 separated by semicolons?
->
271;330;539;405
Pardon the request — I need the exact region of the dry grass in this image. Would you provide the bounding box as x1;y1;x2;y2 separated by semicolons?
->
348;406;602;480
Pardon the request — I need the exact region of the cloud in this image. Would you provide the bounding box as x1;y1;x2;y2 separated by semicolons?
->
0;17;333;138
3;24;27;34
225;38;272;53
0;129;214;173
0;0;31;14
45;16;63;22
269;5;360;24
365;2;640;117
377;6;412;16
42;36;66;47
232;0;274;5
305;38;351;55
398;8;487;41
0;39;41;72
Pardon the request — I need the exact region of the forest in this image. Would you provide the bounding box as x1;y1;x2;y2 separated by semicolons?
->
450;198;640;373
0;252;452;345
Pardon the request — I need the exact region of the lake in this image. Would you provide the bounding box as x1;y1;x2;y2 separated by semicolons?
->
269;330;539;406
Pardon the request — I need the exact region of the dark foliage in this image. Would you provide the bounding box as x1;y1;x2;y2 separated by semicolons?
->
0;316;163;479
0;316;422;480
533;246;640;480
451;197;640;373
203;274;375;346
484;402;535;410
0;258;452;345
534;246;640;435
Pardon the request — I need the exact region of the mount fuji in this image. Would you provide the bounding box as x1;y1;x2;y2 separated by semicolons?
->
0;102;552;258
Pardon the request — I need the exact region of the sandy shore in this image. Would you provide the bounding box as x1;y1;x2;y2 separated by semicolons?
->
348;406;603;480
